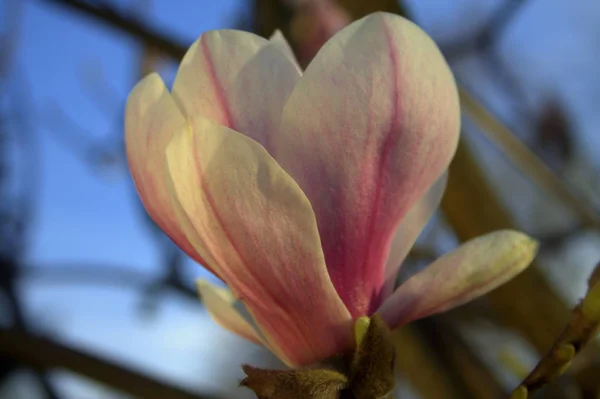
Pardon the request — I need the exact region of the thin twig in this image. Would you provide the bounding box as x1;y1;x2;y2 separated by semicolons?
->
443;0;529;60
480;49;532;126
42;0;186;59
44;102;121;170
459;86;600;230
509;264;600;398
21;262;199;301
441;0;534;127
3;270;63;398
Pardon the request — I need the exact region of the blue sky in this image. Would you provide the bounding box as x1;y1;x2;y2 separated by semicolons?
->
4;1;274;397
3;0;600;398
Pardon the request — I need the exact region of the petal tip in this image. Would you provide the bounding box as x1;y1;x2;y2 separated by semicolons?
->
269;29;285;41
195;279;211;295
500;229;539;270
128;72;166;100
125;72;170;130
517;234;539;270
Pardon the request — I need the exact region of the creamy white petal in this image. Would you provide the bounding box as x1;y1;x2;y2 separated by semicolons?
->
379;230;538;328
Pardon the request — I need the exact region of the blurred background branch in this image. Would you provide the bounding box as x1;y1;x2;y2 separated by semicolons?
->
1;0;598;398
0;328;221;399
43;0;186;59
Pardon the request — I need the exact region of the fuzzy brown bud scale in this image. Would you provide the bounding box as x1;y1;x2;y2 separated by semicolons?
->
241;315;396;399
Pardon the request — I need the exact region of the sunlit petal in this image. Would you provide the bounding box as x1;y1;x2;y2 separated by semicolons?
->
274;13;460;316
165;117;352;366
124;73;215;274
378;230;538;328
172;30;300;154
196;280;264;346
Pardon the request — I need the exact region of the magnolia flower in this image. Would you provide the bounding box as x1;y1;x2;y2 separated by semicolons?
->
125;12;537;368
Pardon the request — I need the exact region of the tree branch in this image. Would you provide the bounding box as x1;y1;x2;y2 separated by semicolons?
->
443;0;529;59
21;262;200;301
0;328;222;399
459;86;600;229
41;0;186;60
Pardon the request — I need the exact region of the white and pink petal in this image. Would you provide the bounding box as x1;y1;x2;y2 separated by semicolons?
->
378;230;538;328
273;13;460;317
125;73;216;275
165;117;353;367
171;29;301;154
269;30;301;70
196;280;265;346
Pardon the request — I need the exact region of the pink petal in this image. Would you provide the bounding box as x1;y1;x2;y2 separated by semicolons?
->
196;280;266;346
165;117;353;367
171;29;300;154
381;173;448;299
124;73;216;275
378;230;538;328
269;30;301;70
273;13;460;317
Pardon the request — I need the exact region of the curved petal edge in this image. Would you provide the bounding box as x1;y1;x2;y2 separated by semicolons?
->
165;117;353;366
378;230;538;328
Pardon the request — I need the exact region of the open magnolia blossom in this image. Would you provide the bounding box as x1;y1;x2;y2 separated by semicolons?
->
125;12;538;368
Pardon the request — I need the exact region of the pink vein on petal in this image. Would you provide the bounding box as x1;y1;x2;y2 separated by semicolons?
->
190;133;260;301
362;19;402;315
189;133;309;359
201;36;235;128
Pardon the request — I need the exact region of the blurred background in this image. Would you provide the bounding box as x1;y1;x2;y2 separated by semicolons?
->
0;0;599;398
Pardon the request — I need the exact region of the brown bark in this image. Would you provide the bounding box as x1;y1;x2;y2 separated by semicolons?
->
0;329;221;399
